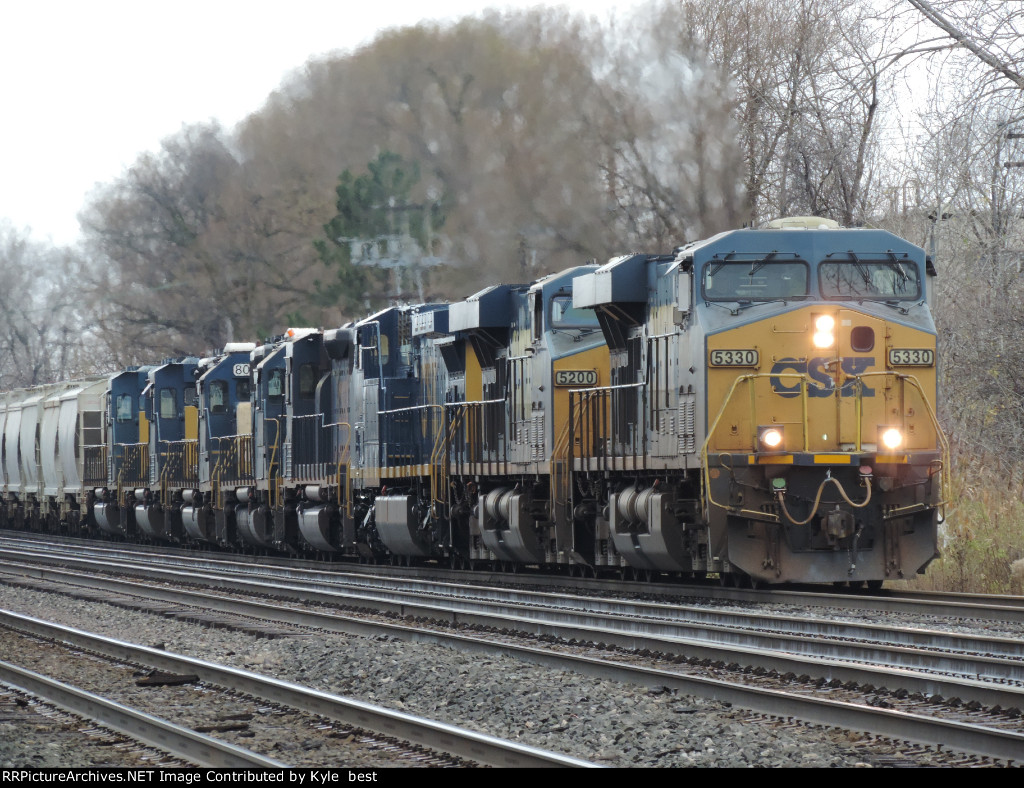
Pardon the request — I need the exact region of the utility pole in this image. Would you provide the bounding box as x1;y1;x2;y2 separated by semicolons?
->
1004;131;1024;169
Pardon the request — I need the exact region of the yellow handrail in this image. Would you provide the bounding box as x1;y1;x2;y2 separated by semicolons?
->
700;371;950;520
552;399;586;507
265;417;281;510
331;421;351;516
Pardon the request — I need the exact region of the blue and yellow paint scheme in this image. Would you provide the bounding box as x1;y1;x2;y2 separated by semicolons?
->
0;219;946;588
571;219;946;585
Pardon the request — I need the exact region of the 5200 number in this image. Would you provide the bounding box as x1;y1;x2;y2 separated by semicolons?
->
554;369;598;386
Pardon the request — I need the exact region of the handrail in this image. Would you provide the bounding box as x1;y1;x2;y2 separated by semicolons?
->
373;402;447;511
331;422;352;515
116;442;149;490
552;400;586;508
566;384;647;472
699;371;950;521
264;417;281;510
444;399;507;472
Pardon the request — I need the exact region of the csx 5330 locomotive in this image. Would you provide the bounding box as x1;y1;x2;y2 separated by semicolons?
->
0;218;947;587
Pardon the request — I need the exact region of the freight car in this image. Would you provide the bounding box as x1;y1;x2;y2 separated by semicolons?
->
0;218;947;587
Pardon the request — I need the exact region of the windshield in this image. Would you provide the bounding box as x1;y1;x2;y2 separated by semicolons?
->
819;259;920;300
550;295;600;329
703;260;808;301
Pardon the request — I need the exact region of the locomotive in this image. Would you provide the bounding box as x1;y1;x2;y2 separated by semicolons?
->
0;218;947;587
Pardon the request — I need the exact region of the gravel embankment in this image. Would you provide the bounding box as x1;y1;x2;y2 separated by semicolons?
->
0;584;986;768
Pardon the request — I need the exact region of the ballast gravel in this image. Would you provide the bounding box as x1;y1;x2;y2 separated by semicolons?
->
0;585;967;768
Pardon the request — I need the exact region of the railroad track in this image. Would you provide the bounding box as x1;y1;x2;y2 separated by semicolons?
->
0;614;597;768
0;540;1022;763
0;681;192;768
5;532;1024;626
0;655;286;767
4;546;1024;700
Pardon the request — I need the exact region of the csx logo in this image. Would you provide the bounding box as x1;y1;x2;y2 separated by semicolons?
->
770;357;875;398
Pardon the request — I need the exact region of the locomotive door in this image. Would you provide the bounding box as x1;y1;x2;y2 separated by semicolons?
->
648;334;677;458
837;309;885;449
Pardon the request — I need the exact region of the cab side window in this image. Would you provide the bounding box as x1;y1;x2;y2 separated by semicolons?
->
209;380;228;414
299;364;316;399
268;369;284;398
116;394;133;422
159;388;177;419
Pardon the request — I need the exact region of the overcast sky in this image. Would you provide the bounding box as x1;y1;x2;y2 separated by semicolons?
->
0;1;643;246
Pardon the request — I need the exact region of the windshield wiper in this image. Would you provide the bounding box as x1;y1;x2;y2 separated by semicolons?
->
551;327;594;340
882;252;911;286
707;252;738;277
747;252;779;277
732;295;808;313
851;297;911;315
846;251;874;290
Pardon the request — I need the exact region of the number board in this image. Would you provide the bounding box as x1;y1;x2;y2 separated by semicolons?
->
554;369;598;387
232;363;251;377
888;348;933;366
709;349;759;367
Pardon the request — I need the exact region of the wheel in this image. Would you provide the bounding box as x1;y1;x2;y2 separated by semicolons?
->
866;579;884;591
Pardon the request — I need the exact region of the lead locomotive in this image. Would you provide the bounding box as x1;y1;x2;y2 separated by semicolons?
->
0;218;946;587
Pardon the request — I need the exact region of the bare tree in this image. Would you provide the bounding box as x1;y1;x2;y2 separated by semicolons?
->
591;1;745;246
0;223;89;387
234;11;620;298
80;123;334;360
885;1;1024;473
677;0;904;226
906;0;1024;94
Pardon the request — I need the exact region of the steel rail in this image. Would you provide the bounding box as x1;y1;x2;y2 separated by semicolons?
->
1;609;1020;765
3;559;1024;716
4;551;1024;691
6;546;1024;663
0;659;287;768
5;532;1024;625
0;610;599;769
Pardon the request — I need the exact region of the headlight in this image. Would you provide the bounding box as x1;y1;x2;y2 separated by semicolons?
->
879;427;903;451
813;314;835;349
758;426;784;451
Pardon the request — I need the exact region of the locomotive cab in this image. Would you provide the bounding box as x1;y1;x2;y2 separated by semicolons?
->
195;343;257;548
570;221;946;586
244;328;329;554
94;366;154;537
249;336;291;549
280;329;339;553
445;265;608;568
352;304;451;560
699;225;944;584
141;358;199;543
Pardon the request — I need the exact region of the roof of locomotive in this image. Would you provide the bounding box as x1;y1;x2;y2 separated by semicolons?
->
526;263;600;295
674;223;927;268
